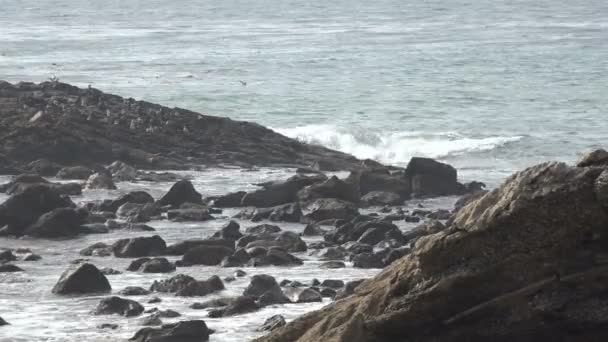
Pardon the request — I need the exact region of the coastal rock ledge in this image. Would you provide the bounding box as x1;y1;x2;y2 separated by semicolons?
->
256;155;608;342
0;80;360;171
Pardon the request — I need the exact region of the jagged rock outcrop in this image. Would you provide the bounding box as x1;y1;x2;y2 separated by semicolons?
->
257;159;608;342
0;81;361;171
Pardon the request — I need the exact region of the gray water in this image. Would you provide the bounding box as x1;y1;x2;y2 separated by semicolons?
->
1;0;607;185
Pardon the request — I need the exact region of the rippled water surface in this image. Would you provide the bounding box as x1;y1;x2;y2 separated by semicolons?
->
1;0;607;185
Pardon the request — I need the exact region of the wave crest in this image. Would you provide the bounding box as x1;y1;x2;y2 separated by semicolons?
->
273;124;522;165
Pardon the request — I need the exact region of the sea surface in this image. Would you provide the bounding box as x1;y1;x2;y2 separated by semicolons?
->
0;0;607;340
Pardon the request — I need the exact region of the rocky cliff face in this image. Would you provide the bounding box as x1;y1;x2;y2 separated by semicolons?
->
0;81;360;171
256;156;608;342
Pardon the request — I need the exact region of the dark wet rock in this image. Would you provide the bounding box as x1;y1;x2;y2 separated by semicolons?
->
577;148;608;167
208;296;260;318
175;275;225;297
167;208;213;222
326;219;400;245
182;245;234;266
320;287;337;298
119;287;151;296
108;191;155;213
297;176;360;204
0;264;23;272
129;320;211;342
308;241;331;250
268;202;302;223
158;309;181;318
108;161;138;181
404;215;421;223
245;224;282;235
244;275;282;298
0;184;74;237
93;296;144;317
258;315;286;332
117;203;161;223
361;191;402;206
352;252;384;268
166;238;234;256
212;191;247;207
302;198;359;223
342;241;374;255
22;253;42;261
241;174;327;208
249;248;304;267
321;279;345;289
85;172;117;190
242;231;307;253
158;180;203;207
0;250;17;263
56;166;93;180
296;288;323;303
147;297;161;304
0;174;82;196
212;220;243;240
98;323;118;330
100;267;122;275
24;159;62;176
80;223;109;234
139;313;163;326
405;157;463;197
150;274;196;293
23;207;88;238
319;261;346;269
140;258;176;273
311;247;347;261
346;167;411;198
52;263;111;295
80;242;114;257
113;235;166;258
303;223;326;236
190;297;235;310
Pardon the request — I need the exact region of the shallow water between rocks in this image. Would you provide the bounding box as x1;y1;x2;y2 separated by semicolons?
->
0;169;457;342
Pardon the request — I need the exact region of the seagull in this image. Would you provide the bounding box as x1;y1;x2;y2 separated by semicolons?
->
239;80;247;86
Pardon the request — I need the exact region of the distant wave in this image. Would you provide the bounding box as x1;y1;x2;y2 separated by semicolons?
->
273;124;523;165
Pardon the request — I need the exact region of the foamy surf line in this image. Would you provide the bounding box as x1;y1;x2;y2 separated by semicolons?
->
272;124;523;165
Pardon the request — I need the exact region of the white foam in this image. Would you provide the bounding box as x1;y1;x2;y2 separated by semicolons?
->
273;124;523;165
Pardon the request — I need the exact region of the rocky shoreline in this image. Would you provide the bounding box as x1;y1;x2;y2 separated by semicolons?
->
0;80;363;172
3;81;606;342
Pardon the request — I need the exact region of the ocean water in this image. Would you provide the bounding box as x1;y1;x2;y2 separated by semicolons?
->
0;1;607;340
1;0;607;186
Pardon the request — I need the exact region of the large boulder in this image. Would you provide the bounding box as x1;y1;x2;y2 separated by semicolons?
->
24;207;88;238
85;171;117;190
150;274;196;293
241;174;327;208
174;275;224;297
182;245;234;266
212;220;243;240
256;161;608;342
297;176;360;204
346;168;410;198
106;191;155;213
158;180;203;207
129;320;211;342
56;166;93;180
212;191;246;207
93;297;144;317
52;263;111;295
0;184;74;236
404;157;462;197
113;235;166;258
360;191;402;206
577;148;608;167
302;198;359;223
108;161;138;181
